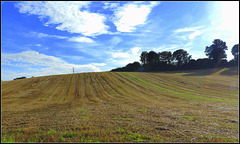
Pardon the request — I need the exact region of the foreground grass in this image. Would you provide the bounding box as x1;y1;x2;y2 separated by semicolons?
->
1;67;239;142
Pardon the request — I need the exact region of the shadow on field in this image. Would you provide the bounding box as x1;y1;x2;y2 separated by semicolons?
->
183;66;239;76
220;67;239;76
182;68;219;76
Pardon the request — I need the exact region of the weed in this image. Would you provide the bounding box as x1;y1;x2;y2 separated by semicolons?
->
58;135;65;142
135;108;148;113
47;129;57;135
1;135;14;143
113;117;133;121
63;132;77;138
182;115;194;121
77;107;86;112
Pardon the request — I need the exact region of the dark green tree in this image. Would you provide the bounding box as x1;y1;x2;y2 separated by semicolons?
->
140;51;148;64
231;44;239;62
172;49;191;66
205;39;228;63
158;51;172;64
147;51;159;64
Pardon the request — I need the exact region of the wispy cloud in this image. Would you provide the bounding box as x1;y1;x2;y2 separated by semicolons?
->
112;51;130;59
27;31;67;39
103;1;120;10
35;44;42;47
1;51;105;80
173;26;203;34
172;26;204;41
113;2;160;32
27;31;95;43
189;30;201;39
15;1;109;36
68;36;94;43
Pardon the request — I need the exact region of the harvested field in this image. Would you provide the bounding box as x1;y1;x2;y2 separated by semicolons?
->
1;67;239;142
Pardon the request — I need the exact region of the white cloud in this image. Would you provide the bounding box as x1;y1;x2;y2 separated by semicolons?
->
112;52;130;58
173;26;203;34
108;46;143;67
131;47;141;55
113;2;160;32
28;31;95;43
35;44;41;47
1;51;104;80
68;36;94;43
172;26;203;40
28;31;67;39
91;63;106;66
15;1;109;36
189;30;201;39
110;37;122;46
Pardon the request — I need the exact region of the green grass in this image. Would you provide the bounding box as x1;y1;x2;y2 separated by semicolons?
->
123;73;238;103
182;115;195;121
113;117;133;121
115;127;150;142
47;129;57;135
1;136;15;143
58;135;65;142
63;132;77;138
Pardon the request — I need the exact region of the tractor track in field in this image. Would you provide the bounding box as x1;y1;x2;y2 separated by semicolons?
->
136;73;237;99
113;73;161;100
99;73;124;97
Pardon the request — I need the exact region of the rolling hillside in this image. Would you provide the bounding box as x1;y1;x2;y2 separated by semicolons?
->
1;67;239;142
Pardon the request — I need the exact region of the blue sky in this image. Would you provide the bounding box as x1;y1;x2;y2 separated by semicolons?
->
1;1;239;81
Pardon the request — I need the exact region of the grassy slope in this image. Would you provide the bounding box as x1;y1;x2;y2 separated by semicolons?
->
1;67;239;142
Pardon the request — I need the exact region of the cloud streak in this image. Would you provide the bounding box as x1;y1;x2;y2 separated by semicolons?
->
1;51;105;80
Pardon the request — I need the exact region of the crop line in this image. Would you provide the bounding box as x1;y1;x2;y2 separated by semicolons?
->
137;73;237;99
99;73;123;97
79;73;87;103
196;78;239;95
123;73;238;103
46;75;67;102
55;75;71;102
93;73;113;100
84;73;99;102
41;76;63;100
73;75;80;100
113;73;160;99
88;73;102;102
65;74;78;104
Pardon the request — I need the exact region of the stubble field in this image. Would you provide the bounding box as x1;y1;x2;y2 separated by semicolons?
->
1;67;239;142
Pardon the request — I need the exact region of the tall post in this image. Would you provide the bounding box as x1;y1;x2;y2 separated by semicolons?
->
73;68;74;74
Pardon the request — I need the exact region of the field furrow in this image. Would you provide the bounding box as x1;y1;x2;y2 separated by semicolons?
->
135;72;237;100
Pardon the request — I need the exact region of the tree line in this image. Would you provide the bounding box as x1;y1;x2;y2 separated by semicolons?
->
111;39;239;72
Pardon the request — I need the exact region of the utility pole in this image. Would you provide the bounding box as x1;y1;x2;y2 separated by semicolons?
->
73;67;74;74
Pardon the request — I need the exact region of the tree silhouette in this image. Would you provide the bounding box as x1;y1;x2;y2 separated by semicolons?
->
140;51;148;64
158;51;172;64
172;49;191;67
231;44;239;62
147;51;159;64
205;39;228;63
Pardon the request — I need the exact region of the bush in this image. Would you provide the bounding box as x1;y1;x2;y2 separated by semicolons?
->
13;76;26;80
